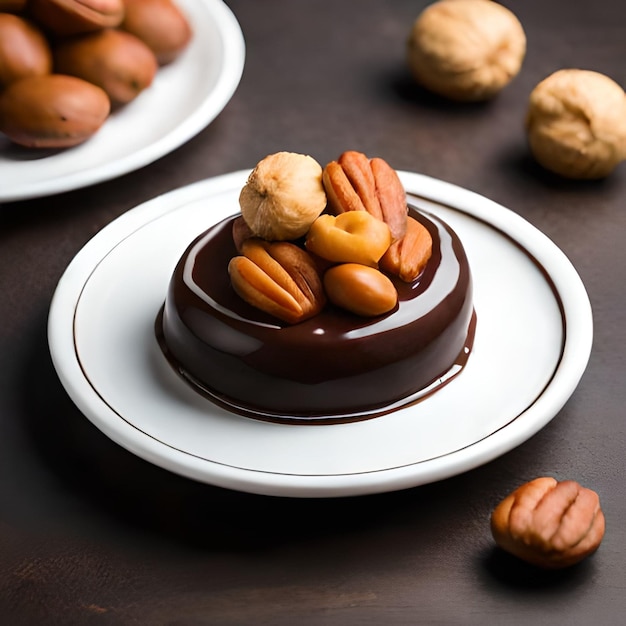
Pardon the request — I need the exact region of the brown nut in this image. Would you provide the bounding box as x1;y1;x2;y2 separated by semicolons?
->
324;263;397;317
53;29;158;106
305;211;391;268
228;238;326;325
406;0;526;102
121;0;192;65
0;14;52;89
0;74;110;148
28;0;125;37
526;69;626;179
491;477;605;569
379;215;433;282
322;151;408;242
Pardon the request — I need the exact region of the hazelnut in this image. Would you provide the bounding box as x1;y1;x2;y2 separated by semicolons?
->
491;477;605;569
526;69;626;179
239;152;327;241
406;0;526;102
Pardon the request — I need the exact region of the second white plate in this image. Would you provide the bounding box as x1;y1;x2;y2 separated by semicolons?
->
48;171;593;497
0;0;245;202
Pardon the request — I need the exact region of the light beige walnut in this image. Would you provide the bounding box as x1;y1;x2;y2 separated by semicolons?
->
406;0;526;102
526;69;626;179
239;152;327;241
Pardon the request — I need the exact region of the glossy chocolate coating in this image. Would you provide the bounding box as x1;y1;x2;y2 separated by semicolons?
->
158;207;474;423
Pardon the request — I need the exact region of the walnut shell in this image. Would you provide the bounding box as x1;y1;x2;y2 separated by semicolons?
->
406;0;526;102
491;477;605;569
526;69;626;179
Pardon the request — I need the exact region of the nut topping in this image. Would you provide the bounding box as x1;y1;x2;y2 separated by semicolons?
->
491;477;606;569
305;210;391;267
324;263;398;317
322;151;408;242
228;238;325;324
229;150;440;322
380;215;433;282
239;152;327;241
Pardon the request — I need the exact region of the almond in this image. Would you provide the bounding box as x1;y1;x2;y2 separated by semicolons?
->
324;263;397;317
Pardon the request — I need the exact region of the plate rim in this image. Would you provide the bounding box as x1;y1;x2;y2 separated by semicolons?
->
0;0;245;203
48;170;593;497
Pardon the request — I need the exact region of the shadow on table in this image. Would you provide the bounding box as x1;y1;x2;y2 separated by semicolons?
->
478;544;598;596
389;67;624;196
497;147;624;193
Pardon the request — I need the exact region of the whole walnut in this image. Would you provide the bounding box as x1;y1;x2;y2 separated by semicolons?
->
526;69;626;179
406;0;526;101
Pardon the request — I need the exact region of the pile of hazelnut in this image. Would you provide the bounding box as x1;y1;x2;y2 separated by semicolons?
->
406;0;626;179
0;0;191;148
228;150;432;323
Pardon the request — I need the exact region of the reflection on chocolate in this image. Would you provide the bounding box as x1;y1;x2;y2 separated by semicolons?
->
157;206;475;424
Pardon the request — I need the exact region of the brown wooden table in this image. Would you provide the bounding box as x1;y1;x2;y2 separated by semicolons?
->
1;1;625;623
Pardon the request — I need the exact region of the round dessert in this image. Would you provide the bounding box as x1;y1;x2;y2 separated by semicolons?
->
157;204;475;424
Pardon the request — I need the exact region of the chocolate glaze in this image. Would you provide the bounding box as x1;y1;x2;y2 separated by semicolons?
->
157;207;475;424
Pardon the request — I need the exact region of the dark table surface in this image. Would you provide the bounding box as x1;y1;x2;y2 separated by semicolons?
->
1;1;625;624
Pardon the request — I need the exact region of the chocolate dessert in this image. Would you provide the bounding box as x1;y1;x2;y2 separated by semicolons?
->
157;151;475;424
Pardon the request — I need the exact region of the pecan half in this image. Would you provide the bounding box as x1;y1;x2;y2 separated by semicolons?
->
228;238;325;324
322;151;408;242
379;215;433;282
491;477;606;569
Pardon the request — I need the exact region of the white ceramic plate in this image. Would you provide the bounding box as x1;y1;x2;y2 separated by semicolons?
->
48;171;593;498
0;0;245;203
